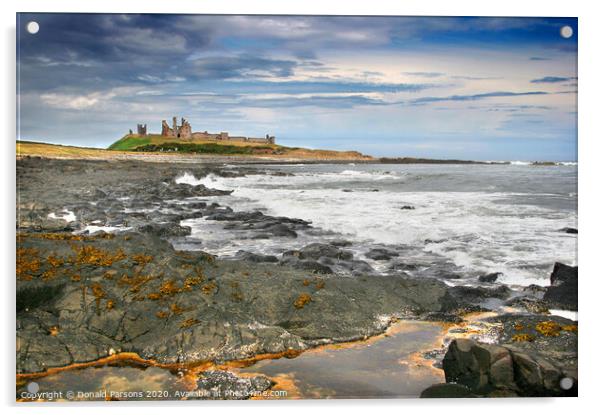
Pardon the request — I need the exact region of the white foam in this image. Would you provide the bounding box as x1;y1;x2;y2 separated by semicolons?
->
175;172;231;190
81;225;132;234
549;309;578;321
48;210;76;223
175;172;204;186
176;167;576;287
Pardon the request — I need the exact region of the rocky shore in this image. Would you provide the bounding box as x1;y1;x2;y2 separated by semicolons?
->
16;157;578;399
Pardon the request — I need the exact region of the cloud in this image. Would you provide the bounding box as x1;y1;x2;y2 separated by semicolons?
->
451;75;502;81
529;56;551;61
403;72;445;78
530;76;577;83
410;91;548;105
185;54;298;79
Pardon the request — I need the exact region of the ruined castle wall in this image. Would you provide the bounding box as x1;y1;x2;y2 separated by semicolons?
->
247;137;272;144
161;120;174;137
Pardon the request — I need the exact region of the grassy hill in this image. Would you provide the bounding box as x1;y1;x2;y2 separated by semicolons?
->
107;134;373;160
108;134;281;151
17;138;373;161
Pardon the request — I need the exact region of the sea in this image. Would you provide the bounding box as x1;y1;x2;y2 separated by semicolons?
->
175;163;577;288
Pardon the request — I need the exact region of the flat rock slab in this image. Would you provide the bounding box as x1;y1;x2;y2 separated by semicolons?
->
16;231;456;374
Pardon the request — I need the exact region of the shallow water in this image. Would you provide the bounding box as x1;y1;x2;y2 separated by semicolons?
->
175;163;577;287
17;320;447;401
240;320;446;399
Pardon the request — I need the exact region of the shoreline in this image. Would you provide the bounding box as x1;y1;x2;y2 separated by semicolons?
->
16;157;578;400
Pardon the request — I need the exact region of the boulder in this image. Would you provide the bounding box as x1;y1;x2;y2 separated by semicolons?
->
543;263;577;310
137;222;191;237
437;338;576;397
478;272;502;283
442;338;517;394
449;285;511;304
365;248;400;261
235;250;278;263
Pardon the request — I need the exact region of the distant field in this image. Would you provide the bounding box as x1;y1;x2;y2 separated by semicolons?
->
17;141;124;158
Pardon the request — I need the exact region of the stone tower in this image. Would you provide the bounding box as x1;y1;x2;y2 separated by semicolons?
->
136;124;147;136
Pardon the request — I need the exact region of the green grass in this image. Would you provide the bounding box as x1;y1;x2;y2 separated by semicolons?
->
108;135;152;150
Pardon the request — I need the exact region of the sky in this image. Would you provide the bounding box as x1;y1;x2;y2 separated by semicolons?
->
17;14;577;160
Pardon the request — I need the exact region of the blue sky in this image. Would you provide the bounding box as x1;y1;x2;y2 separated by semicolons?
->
17;14;577;160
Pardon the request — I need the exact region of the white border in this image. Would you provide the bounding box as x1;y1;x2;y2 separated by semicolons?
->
2;1;601;414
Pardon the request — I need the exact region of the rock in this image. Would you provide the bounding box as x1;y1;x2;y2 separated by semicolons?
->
420;383;475;398
422;312;463;323
478;272;502;283
399;205;415;210
438;338;576;397
365;248;400;261
543;263;577;310
137;222;191;237
523;284;546;296
296;243;354;261
235;250;278;263
442;339;518;394
505;296;549;314
559;227;577;234
449;285;511;304
329;239;353;247
264;224;297;238
280;256;333;274
194;370;273;400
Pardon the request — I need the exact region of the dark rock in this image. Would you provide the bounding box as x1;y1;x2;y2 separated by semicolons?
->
420;383;475;398
365;248;400;261
280;257;333;274
523;284;546;296
137;222;192;237
329;239;353;247
505;296;549;314
235;251;278;263
93;188;107;199
338;260;375;275
284;243;354;261
478;272;502;283
442;339;517;394
399;205;415;210
449;285;511;303
559;227;578;234
264;224;297;238
195;370;273;400
389;262;419;271
543;263;577;310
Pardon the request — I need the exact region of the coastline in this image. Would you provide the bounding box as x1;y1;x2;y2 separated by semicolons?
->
16;156;578;400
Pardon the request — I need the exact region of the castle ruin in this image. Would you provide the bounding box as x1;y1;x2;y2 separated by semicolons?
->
161;117;192;139
132;116;275;144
